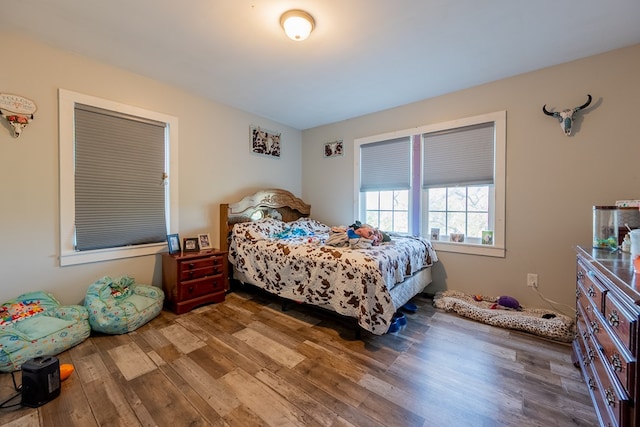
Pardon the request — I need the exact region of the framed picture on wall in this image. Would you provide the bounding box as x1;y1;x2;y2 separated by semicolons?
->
324;140;343;157
166;234;181;254
251;126;281;158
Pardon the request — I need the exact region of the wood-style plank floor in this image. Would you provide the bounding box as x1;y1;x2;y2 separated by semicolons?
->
0;288;597;427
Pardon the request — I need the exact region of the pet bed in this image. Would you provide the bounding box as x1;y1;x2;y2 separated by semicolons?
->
432;290;574;342
85;276;164;334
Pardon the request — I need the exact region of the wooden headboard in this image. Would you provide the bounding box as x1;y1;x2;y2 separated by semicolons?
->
219;188;311;253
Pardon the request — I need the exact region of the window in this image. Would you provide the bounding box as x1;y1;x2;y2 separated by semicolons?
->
355;111;506;257
59;89;179;266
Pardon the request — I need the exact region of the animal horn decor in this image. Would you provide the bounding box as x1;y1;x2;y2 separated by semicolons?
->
0;93;37;138
542;94;592;136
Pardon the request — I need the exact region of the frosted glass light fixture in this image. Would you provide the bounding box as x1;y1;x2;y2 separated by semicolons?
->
280;10;315;41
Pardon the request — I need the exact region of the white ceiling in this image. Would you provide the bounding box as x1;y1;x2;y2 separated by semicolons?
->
3;1;639;130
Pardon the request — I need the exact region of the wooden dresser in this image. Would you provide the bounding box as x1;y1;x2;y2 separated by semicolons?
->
574;246;640;427
161;250;228;314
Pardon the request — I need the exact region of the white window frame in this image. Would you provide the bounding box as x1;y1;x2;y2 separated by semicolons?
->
354;111;506;257
58;89;179;266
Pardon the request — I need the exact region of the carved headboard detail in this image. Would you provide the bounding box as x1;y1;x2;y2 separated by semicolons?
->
219;189;311;252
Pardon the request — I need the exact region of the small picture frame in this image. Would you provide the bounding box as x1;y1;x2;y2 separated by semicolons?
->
324;140;343;157
430;228;440;241
166;234;181;254
198;233;212;250
482;230;494;245
183;237;200;252
251;126;281;158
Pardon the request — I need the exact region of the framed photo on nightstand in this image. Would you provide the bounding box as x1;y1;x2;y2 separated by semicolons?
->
183;237;199;253
167;234;181;254
198;233;212;250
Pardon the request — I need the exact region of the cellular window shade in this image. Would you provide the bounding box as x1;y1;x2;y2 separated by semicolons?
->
422;122;494;188
360;137;411;191
74;104;167;251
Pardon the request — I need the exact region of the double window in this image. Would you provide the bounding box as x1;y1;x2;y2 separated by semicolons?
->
355;111;506;257
59;89;179;266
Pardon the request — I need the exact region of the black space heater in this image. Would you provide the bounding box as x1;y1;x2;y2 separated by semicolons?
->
21;356;61;408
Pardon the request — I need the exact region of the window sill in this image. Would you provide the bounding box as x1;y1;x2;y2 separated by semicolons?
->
431;241;505;258
60;243;167;266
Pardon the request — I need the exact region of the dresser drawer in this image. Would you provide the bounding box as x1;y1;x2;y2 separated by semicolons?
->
577;260;606;312
177;276;226;301
588;308;636;396
603;293;637;355
590;343;630;427
587;360;626;427
179;256;224;278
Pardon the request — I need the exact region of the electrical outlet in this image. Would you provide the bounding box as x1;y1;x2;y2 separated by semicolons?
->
527;273;538;288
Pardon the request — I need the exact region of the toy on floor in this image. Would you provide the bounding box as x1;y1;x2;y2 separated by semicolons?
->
60;364;74;381
473;294;522;311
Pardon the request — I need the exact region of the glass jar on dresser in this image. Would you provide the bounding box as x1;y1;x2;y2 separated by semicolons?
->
574;246;639;427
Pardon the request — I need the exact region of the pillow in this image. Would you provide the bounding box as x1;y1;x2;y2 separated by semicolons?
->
0;301;45;326
289;218;330;235
232;218;286;241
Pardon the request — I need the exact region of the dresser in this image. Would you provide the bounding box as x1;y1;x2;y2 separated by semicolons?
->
574;246;640;427
161;250;228;314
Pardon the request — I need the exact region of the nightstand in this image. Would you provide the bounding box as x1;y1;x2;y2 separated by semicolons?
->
161;250;228;314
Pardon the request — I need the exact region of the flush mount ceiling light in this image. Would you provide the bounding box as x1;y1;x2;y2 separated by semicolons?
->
280;9;315;41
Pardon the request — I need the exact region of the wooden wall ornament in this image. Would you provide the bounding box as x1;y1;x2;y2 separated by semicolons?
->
0;93;37;138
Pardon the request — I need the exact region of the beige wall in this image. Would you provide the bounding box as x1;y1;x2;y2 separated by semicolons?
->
0;31;302;304
302;43;640;311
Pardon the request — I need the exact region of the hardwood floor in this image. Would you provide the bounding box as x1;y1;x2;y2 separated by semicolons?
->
0;288;598;427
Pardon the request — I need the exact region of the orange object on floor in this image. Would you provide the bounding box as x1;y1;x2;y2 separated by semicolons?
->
60;364;74;381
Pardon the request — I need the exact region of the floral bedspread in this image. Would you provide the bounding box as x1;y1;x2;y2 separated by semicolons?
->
228;218;438;335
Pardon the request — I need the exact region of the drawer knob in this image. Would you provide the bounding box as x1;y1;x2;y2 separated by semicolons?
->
608;310;620;327
587;287;596;298
587;347;595;362
577;271;585;281
611;353;623;372
589;320;599;334
588;377;596;390
188;263;195;269
188;286;194;294
605;389;616;407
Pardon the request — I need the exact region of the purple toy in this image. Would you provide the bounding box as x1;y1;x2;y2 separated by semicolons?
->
498;296;521;310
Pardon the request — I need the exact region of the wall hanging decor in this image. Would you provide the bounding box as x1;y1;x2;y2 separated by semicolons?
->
251;126;281;158
324;139;343;157
0;93;37;138
542;94;592;136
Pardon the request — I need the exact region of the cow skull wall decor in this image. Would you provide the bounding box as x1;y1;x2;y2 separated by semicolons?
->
542;94;592;136
0;93;37;138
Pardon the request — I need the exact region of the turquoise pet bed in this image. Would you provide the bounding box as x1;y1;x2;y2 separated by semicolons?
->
0;291;90;372
85;276;164;334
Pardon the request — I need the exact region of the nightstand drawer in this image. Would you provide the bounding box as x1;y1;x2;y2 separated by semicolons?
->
177;276;226;301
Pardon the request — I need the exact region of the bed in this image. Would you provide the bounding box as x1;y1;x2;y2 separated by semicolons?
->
219;189;438;335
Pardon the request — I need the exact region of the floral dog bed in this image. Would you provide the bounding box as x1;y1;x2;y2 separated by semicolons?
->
85;276;164;334
433;290;575;342
0;291;90;372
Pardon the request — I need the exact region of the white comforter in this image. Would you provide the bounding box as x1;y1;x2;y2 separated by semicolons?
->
228;218;437;335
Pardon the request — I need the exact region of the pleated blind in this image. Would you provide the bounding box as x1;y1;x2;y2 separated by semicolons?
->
74;104;167;251
422;122;494;188
360;137;411;191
